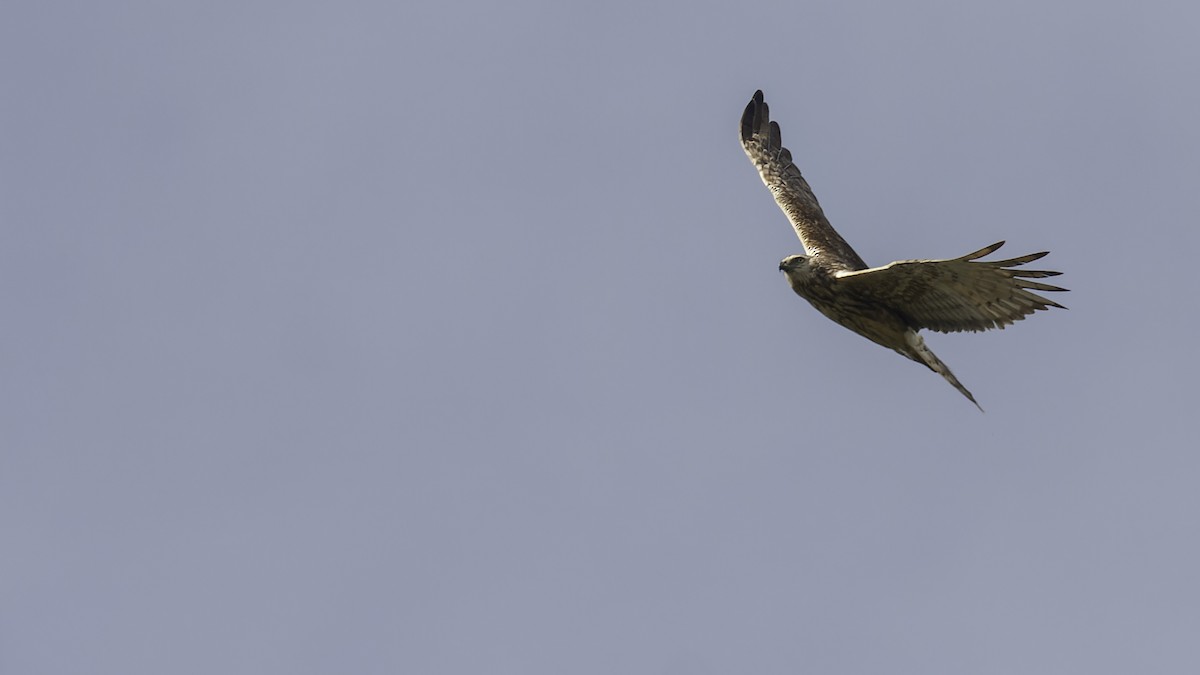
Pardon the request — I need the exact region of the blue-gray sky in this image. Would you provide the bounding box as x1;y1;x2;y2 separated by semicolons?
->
4;1;1199;673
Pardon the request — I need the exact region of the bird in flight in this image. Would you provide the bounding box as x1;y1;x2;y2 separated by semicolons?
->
740;90;1066;410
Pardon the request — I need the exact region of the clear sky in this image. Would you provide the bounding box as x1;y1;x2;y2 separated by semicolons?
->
3;1;1199;673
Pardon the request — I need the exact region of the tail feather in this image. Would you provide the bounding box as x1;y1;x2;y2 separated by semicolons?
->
904;331;983;412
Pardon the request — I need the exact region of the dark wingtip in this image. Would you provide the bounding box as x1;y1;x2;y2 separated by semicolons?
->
741;90;767;142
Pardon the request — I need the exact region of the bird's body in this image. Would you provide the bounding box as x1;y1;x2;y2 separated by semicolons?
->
740;90;1067;409
780;254;912;357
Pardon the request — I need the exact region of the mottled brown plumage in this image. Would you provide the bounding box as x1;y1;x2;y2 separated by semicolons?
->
741;90;1067;410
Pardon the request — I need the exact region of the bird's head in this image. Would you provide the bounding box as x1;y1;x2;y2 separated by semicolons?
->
779;254;809;273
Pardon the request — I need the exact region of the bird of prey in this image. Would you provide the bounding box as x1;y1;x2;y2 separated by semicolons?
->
740;90;1066;410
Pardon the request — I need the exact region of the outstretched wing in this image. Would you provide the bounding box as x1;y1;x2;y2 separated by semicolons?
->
740;90;868;271
834;241;1068;333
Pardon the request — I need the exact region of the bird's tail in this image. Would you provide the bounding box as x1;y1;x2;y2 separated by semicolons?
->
904;331;983;412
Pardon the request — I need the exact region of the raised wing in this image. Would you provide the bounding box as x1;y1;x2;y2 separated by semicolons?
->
741;90;867;270
835;241;1068;333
